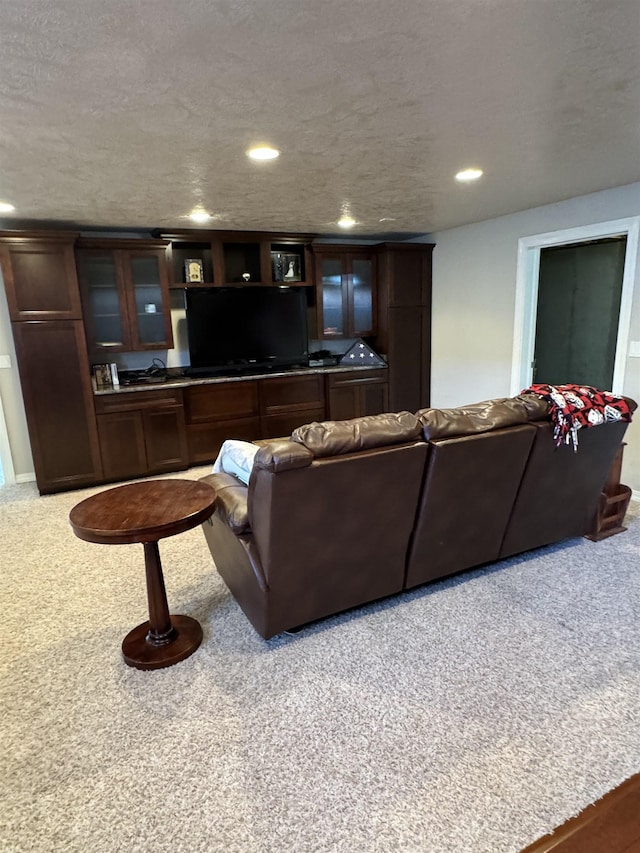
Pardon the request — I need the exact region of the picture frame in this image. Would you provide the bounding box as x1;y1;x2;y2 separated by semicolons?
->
271;251;302;283
185;258;204;283
92;363;114;390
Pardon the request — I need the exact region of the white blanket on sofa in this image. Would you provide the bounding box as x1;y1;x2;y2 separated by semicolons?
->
212;439;259;484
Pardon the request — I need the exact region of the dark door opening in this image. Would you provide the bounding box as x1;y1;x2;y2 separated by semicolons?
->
533;237;626;390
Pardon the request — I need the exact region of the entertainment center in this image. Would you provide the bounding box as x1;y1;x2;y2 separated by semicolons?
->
0;228;434;494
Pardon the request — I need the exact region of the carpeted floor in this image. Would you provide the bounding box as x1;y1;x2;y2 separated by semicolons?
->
1;470;639;853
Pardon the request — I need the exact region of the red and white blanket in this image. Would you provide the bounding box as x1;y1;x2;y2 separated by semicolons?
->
521;383;633;450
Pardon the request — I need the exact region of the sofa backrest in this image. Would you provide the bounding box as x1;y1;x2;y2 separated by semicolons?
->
247;434;429;634
499;418;630;558
405;424;538;589
291;410;422;456
416;394;548;440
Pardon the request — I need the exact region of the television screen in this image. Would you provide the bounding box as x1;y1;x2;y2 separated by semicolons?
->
185;286;309;374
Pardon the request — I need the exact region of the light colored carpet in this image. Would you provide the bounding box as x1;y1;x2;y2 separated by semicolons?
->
1;470;639;853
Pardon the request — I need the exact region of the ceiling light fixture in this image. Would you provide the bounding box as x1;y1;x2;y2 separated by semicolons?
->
338;215;356;229
455;168;483;183
247;146;280;161
379;217;396;222
189;209;211;224
0;201;16;213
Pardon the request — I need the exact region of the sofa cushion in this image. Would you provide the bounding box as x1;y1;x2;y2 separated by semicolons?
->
417;397;544;440
291;411;422;457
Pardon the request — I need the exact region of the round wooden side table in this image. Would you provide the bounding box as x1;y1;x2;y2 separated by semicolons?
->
69;478;217;670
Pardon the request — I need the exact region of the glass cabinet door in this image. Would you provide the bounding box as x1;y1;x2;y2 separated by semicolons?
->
315;249;376;339
350;257;374;336
127;252;172;348
77;252;128;351
319;257;346;337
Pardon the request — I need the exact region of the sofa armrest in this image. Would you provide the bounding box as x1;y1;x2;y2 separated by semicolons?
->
254;440;313;473
200;472;250;534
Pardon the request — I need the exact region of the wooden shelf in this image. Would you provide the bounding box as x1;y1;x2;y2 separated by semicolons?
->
584;443;631;541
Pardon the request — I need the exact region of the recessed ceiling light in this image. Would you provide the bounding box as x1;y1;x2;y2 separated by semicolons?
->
247;146;280;161
0;201;16;213
455;168;483;182
189;209;211;223
338;216;356;229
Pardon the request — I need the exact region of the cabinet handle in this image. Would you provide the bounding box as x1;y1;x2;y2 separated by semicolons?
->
332;376;384;387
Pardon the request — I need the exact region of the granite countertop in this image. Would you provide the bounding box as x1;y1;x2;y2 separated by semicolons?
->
93;362;387;395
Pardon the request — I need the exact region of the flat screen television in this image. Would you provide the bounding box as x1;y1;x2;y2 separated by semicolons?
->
185;286;309;375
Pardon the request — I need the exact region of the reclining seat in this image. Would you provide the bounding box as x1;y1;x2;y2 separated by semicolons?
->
499;395;635;558
200;412;429;639
405;397;544;589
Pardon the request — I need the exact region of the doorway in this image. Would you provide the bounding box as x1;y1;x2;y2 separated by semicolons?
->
510;217;640;396
533;237;627;389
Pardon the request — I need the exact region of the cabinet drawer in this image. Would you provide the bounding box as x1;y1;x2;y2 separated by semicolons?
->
327;369;388;389
94;387;184;413
261;407;326;440
259;374;324;415
185;381;259;423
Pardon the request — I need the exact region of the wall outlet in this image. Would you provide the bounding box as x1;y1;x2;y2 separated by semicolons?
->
629;341;640;358
0;354;11;369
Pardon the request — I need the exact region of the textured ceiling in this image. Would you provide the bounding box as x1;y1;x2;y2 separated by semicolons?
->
0;0;639;237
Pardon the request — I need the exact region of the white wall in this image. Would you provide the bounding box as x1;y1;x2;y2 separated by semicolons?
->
0;268;33;481
426;180;640;490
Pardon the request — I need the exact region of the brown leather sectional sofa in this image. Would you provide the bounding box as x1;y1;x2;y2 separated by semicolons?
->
199;394;635;639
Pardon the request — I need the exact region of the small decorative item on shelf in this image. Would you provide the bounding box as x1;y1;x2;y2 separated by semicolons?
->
338;340;386;366
271;252;301;283
242;272;251;282
184;258;204;283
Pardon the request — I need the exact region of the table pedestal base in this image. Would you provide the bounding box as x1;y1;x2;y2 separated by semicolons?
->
122;614;203;670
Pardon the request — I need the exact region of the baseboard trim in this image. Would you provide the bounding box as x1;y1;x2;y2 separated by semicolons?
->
15;473;36;484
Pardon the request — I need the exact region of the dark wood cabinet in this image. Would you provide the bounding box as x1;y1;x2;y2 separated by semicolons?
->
375;243;434;411
0;232;103;493
327;370;389;420
313;247;376;338
96;411;147;480
0;233;83;321
0;226;434;493
11;320;102;492
76;239;173;355
95;388;188;480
